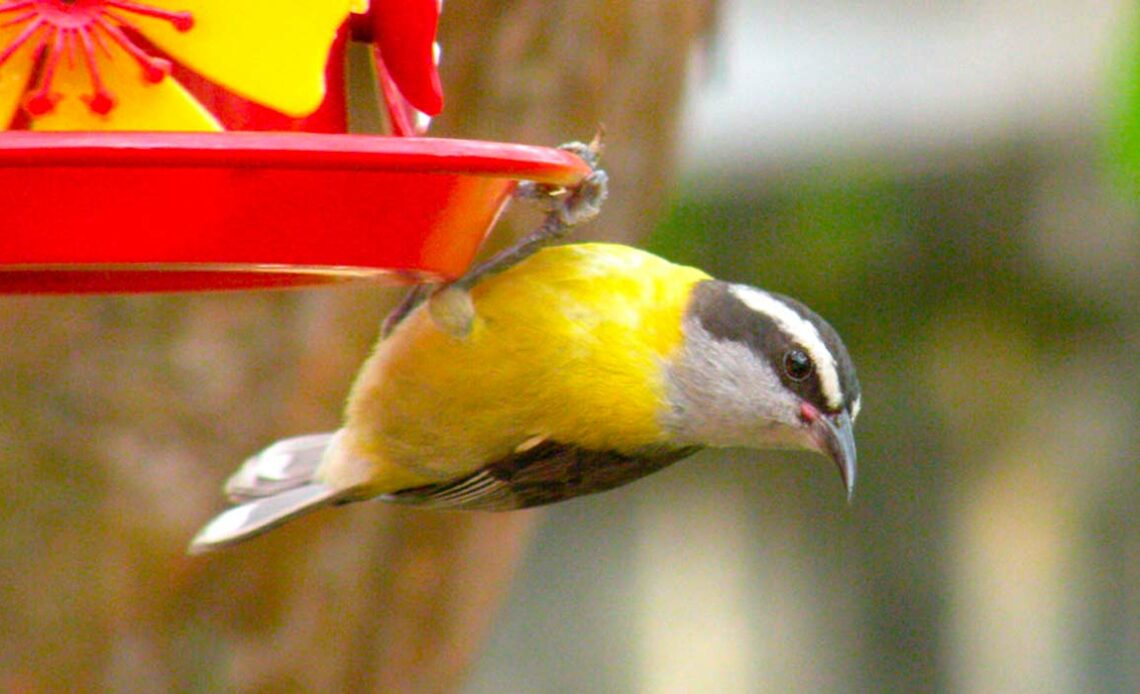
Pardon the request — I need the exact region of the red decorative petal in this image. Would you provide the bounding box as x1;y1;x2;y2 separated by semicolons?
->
374;46;419;137
369;0;443;116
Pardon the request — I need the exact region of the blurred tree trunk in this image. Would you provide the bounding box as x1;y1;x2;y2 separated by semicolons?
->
0;1;715;691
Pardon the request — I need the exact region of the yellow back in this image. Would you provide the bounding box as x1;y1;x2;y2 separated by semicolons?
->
343;243;710;487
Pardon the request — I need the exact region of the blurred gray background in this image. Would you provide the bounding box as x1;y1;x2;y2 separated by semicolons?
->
469;1;1139;692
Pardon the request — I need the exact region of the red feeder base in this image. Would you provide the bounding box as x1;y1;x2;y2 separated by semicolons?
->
0;132;590;293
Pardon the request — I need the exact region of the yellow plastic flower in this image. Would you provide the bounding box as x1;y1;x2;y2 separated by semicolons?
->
0;0;361;131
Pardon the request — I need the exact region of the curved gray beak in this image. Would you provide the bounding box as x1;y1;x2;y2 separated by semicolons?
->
809;410;857;501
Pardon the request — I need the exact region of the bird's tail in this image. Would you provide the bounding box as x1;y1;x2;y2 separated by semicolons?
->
188;431;346;554
224;431;338;500
188;483;341;554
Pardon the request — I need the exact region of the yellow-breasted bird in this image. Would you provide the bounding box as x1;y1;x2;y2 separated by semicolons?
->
190;242;861;552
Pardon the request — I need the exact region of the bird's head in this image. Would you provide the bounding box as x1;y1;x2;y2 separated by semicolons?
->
662;280;862;497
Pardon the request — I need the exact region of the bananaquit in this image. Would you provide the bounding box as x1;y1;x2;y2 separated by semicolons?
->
191;145;857;551
190;242;861;552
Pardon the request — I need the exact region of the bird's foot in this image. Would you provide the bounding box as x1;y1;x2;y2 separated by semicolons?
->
454;132;608;291
386;132;609;339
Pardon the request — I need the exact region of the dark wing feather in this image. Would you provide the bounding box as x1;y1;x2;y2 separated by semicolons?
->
385;440;700;511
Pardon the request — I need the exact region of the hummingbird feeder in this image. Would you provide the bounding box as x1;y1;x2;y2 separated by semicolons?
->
0;0;591;293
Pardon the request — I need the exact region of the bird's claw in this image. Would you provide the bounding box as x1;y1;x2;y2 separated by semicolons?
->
514;132;606;211
556;169;608;227
558;129;605;170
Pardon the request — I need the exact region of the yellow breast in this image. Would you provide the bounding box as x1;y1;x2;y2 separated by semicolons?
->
337;243;710;492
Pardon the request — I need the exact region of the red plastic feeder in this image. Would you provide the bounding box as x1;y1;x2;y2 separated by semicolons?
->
0;132;590;293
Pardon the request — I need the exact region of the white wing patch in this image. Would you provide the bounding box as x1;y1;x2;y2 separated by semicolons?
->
385;469;513;509
728;285;843;410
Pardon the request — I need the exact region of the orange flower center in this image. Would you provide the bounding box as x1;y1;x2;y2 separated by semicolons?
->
0;0;193;115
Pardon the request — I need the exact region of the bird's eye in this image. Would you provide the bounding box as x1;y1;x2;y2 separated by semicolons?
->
783;349;814;381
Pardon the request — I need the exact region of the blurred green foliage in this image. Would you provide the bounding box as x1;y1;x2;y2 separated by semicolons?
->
1102;1;1140;214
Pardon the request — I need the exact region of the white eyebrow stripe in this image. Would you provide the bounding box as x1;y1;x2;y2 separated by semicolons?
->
728;285;843;409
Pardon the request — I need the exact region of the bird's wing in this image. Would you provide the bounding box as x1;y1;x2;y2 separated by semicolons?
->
385;439;700;510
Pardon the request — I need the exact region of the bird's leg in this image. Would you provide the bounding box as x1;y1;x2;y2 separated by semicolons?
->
380;283;432;339
384;135;608;339
450;134;608;293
